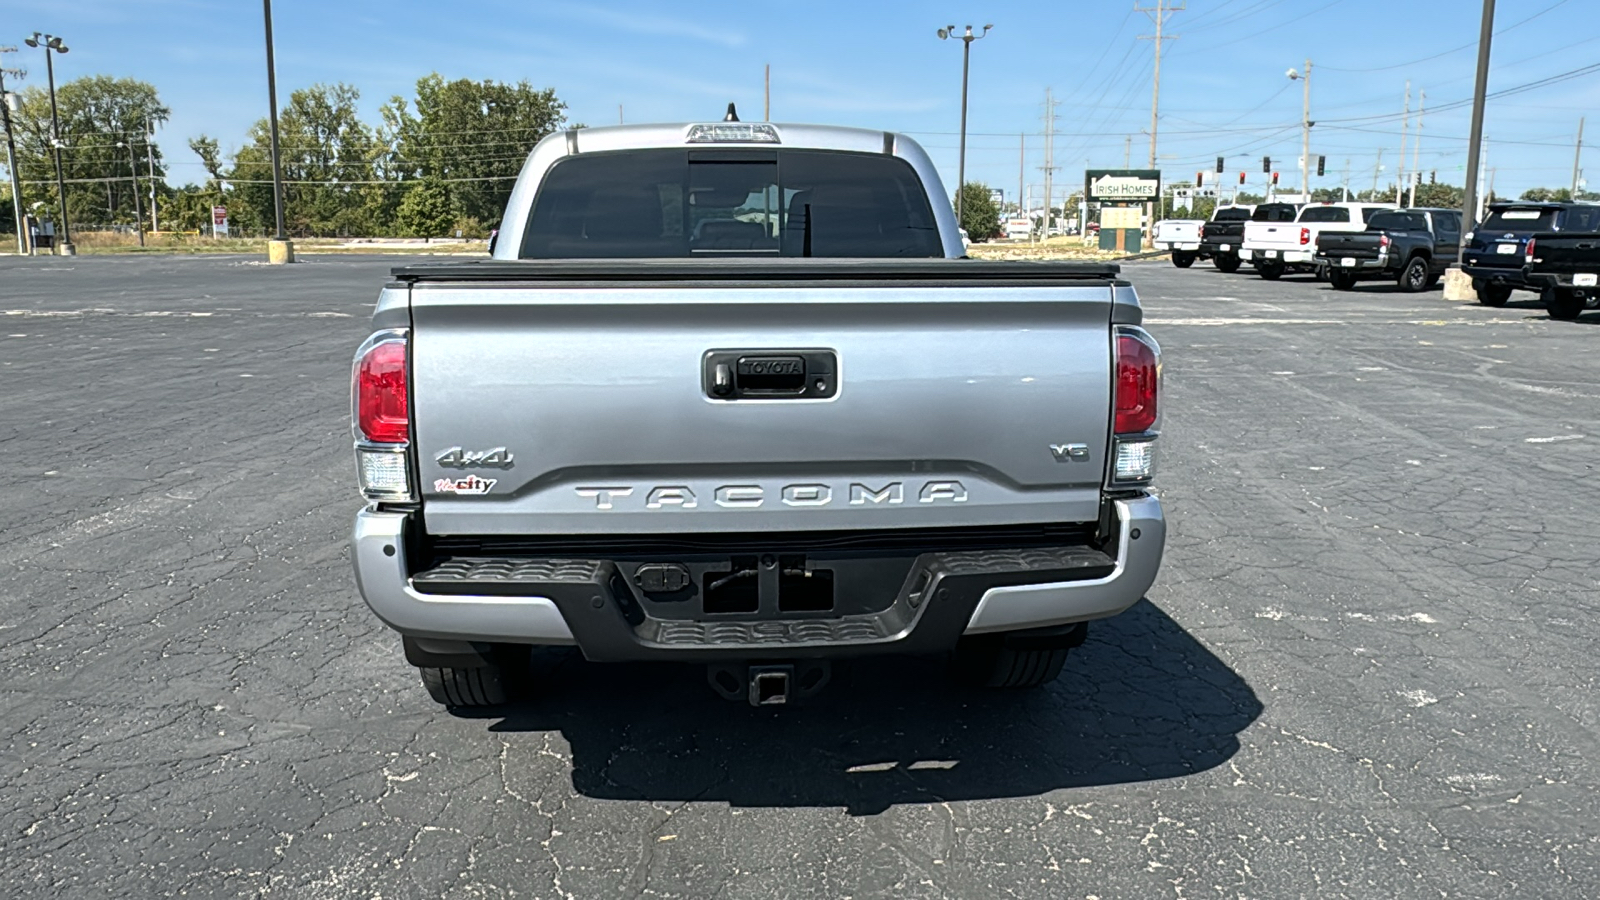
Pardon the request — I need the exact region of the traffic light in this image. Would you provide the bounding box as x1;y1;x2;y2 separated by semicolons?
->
1262;156;1271;173
1197;171;1205;186
1239;172;1247;185
1271;172;1280;185
1215;156;1225;174
1317;155;1326;176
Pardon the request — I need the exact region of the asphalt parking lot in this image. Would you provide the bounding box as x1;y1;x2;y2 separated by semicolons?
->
2;253;1597;898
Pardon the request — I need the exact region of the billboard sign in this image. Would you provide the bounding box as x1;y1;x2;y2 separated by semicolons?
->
212;205;229;236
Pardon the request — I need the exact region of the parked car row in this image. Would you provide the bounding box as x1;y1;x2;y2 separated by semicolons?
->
1152;200;1600;319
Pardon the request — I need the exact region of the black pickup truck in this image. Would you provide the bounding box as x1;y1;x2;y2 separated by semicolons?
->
1464;202;1600;306
1197;205;1254;272
1316;208;1462;292
1524;232;1600;320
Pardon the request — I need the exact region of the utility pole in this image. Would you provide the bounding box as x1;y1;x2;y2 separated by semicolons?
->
1371;148;1384;199
1018;133;1025;217
1460;0;1496;248
764;64;770;120
1123;135;1131;167
1343;159;1351;203
618;104;623;125
116;139;145;247
145;120;159;232
0;49;26;254
1137;0;1182;169
1395;81;1410;205
262;0;292;262
1138;0;1182;226
1040;89;1058;235
1409;90;1425;207
1572;116;1585;198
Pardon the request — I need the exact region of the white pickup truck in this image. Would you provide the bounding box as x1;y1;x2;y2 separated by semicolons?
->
1242;202;1393;280
1150;219;1205;268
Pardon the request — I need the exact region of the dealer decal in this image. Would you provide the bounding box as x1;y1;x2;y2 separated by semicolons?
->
434;475;497;495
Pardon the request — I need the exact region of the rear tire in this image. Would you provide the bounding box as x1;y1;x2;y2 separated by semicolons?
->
1329;268;1359;291
1475;280;1512;307
1257;260;1285;280
1397;256;1430;293
1214;254;1241;273
1171;251;1196;268
418;644;530;708
952;623;1086;689
1547;288;1586;321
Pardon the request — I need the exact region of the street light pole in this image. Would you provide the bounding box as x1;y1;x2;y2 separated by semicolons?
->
1289;61;1311;202
938;23;991;224
1459;0;1495;254
262;0;294;262
117;140;145;247
26;33;73;255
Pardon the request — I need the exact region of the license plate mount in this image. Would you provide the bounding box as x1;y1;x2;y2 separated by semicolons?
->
1575;273;1598;287
1340;257;1356;268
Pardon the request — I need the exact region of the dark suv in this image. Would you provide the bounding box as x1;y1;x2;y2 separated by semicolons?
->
1464;202;1600;306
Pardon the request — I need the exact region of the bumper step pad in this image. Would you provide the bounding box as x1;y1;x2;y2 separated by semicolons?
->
408;545;1114;661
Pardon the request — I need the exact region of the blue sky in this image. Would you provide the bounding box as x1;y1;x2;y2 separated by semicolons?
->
8;0;1598;200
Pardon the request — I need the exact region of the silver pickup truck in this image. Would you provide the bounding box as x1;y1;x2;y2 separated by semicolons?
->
350;117;1166;706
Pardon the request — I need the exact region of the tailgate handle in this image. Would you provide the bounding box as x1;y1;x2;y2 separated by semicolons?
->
705;350;837;400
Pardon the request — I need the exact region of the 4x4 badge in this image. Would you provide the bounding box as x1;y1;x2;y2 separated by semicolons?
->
436;446;514;469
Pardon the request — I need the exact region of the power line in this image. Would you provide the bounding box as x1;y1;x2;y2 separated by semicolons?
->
1319;0;1574;72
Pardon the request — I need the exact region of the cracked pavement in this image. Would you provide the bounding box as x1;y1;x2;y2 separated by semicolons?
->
1;253;1596;897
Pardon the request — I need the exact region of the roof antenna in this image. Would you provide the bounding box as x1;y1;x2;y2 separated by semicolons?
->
724;103;740;122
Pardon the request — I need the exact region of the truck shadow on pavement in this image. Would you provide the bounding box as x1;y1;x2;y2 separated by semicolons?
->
465;599;1262;815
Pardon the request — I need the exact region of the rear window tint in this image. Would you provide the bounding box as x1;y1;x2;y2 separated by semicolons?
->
1213;207;1252;221
1252;204;1298;222
1368;212;1427;232
1483;208;1556;230
1299;207;1351;223
520;148;943;258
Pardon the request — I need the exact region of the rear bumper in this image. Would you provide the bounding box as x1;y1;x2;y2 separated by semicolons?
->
1316;251;1389;271
350;495;1165;659
1156;241;1202;252
1462;264;1529;287
1251;249;1315;265
1200;239;1239;255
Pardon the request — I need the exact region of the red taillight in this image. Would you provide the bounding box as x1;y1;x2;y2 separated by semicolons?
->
1299;227;1311;246
1114;333;1159;434
1525;237;1536;263
1379;234;1390;249
356;339;409;443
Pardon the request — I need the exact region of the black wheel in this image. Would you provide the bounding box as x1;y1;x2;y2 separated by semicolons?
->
1547;288;1586;321
1329;268;1359;291
1314;265;1329;283
1257;260;1285;280
1171;251;1196;268
952;623;1086;689
418;644;530;708
1475;280;1512;307
1214;254;1241;273
1397;256;1430;293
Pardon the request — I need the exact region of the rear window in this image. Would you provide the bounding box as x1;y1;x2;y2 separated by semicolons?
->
1367;212;1427;232
1252;204;1298;222
1482;208;1557;231
1299;206;1351;223
519;149;943;258
1213;207;1251;221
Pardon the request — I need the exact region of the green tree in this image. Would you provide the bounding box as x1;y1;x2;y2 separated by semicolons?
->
1412;182;1464;209
956;182;1000;242
230;83;379;237
396;178;454;239
384;74;568;225
10;76;168;230
1520;187;1574;202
